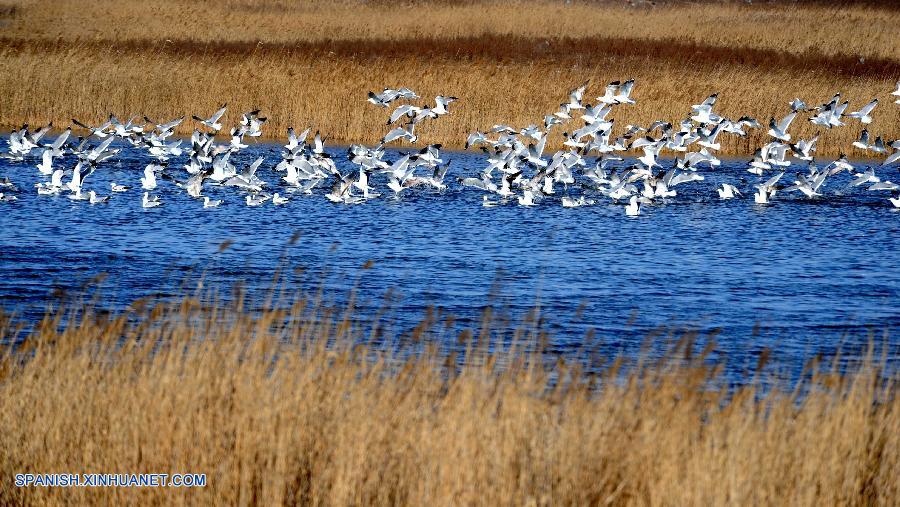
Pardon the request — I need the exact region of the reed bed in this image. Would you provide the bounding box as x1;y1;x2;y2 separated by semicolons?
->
5;1;899;61
1;0;899;156
1;43;897;156
0;292;897;505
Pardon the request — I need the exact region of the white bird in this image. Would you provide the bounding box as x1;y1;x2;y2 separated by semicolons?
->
142;192;161;208
245;194;270;206
564;82;588;110
382;125;417;144
203;196;222;208
430;95;458;117
238;110;266;137
192;103;227;132
561;196;593;208
868;181;898;191
36;169;65;195
789;98;807;112
368;87;418;107
850;167;879;187
517;189;537;207
482;195;499;207
141;164;162;190
852;129;872;150
88;191;109;204
66;162;85;193
72;118;113;138
883;149;900;167
717;183;742;200
791;135;818;161
36;149;54;175
768;112;797;142
846;99;878;124
272;193;289;205
625;195;641;216
612;79;636;105
754;172;784;204
110;182;129;192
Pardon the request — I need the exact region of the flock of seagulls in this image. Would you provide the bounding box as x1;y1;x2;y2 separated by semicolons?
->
460;80;900;214
0;90;457;208
1;80;900;215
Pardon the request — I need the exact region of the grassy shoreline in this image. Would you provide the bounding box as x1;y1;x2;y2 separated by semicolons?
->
0;293;897;505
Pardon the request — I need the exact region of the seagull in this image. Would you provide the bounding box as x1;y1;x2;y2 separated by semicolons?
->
367;87;418;107
36;149;54;175
768;112;797;142
717;183;742;199
561;196;593;207
846;99;878;124
238;110;267;137
852;129;872;150
482;195;500;207
192;103;227;132
245;193;270;206
382;125;417;144
625;195;641;216
46;128;71;158
88;191;109;204
141;163;163;190
465;131;492;149
430;95;458;116
36;170;64;195
72;117;112;138
203;196;222;208
596;81;620;105
883;141;900;166
66;162;86;194
791;135;818;161
868;181;899;192
272;193;289;205
110;182;129;192
850;167;879;187
809;95;847;128
144;115;184;136
517;189;537;207
754;172;784;204
692;93;718;113
142;192;161;208
564;82;589;110
612;79;636;105
387;104;422;125
789;98;807;112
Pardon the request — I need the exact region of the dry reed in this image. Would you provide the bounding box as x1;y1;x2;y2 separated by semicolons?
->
0;0;898;155
0;290;897;505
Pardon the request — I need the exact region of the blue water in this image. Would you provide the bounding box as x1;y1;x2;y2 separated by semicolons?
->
1;139;898;379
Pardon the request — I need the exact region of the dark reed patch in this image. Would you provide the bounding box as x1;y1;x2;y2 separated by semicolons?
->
2;34;898;80
0;4;18;18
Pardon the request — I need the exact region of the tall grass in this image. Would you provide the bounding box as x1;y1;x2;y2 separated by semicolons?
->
0;291;897;505
1;42;897;156
6;1;899;60
1;0;898;155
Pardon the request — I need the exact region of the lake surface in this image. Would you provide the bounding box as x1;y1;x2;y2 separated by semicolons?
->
1;139;898;379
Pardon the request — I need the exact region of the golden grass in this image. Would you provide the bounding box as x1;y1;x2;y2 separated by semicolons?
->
1;0;899;155
0;291;897;505
6;0;899;61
